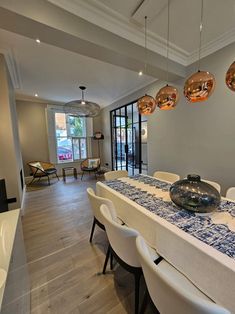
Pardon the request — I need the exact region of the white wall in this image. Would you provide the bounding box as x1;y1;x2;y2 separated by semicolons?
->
0;54;24;209
101;42;235;195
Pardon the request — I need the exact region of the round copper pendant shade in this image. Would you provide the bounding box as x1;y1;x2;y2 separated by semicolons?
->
156;85;179;110
137;94;156;115
225;61;235;91
184;71;215;102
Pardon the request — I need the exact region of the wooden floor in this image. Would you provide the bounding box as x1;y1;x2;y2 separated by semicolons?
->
22;176;158;314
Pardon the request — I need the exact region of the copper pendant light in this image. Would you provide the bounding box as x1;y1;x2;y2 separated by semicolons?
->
156;0;179;110
137;16;156;115
137;94;156;115
225;61;235;91
156;85;179;110
184;0;215;102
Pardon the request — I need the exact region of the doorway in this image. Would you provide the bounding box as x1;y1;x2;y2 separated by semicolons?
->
110;101;148;175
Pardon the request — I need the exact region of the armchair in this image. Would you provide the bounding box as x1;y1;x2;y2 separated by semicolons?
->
81;158;100;180
28;161;59;185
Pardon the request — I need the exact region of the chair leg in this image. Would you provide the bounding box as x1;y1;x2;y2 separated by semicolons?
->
47;176;50;185
28;176;35;185
56;173;59;181
81;171;84;180
103;245;111;274
134;272;141;314
110;252;113;270
139;289;148;314
89;218;96;243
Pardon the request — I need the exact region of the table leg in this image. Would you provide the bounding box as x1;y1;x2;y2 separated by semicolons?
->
63;169;66;182
74;168;77;180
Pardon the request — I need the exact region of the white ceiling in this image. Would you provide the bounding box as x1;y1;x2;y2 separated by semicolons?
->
50;0;235;63
0;0;235;106
97;0;235;53
0;29;155;107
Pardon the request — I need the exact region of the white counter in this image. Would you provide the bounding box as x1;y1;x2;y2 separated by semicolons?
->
0;209;30;314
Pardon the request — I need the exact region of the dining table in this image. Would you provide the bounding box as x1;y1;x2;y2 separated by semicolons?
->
96;174;235;314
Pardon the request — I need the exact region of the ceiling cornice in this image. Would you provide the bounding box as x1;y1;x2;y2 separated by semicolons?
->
47;0;235;67
47;0;189;66
0;47;22;89
188;26;235;65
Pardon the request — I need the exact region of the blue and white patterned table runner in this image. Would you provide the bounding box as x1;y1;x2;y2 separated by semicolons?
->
104;174;235;259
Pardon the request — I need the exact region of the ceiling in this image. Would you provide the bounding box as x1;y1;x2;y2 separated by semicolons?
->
0;29;155;107
0;0;235;106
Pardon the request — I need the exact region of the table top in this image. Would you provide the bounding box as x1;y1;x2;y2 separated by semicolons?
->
97;174;235;313
102;174;235;260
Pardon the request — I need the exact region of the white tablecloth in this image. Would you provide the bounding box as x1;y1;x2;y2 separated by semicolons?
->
96;178;235;313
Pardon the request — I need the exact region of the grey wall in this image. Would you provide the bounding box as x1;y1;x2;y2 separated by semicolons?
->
0;54;24;209
101;42;235;195
16;100;102;176
16;101;49;176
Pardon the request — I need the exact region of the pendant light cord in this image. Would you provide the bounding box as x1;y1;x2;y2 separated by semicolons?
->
166;0;170;84
198;0;204;71
144;16;147;75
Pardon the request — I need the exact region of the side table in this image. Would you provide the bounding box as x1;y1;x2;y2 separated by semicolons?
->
62;167;77;182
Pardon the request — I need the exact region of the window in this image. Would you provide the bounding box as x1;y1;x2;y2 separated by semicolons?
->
55;113;87;163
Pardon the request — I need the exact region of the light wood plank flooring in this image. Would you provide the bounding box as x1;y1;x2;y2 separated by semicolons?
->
22;176;158;313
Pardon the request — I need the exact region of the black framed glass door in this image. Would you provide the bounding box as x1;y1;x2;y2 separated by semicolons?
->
110;101;148;175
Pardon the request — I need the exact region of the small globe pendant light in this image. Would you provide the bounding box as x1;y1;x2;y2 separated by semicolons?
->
184;0;215;102
225;61;235;91
156;85;179;110
137;94;156;115
156;0;179;110
137;16;156;115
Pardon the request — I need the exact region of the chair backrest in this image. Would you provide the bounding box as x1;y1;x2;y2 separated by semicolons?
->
28;161;55;174
226;187;235;200
82;158;100;169
87;188;117;225
28;161;45;174
203;179;221;194
136;236;230;314
100;204;140;267
104;170;128;181
153;171;180;183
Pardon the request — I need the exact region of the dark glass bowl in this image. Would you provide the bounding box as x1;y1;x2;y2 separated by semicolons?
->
169;174;221;213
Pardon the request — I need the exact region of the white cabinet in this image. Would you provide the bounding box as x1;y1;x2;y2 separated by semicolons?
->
0;210;30;314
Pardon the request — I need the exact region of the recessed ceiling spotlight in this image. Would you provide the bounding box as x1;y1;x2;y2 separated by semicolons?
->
138;71;143;76
36;38;40;44
81;101;86;105
35;93;38;97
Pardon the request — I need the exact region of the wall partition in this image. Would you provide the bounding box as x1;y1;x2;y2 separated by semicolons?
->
110;101;147;175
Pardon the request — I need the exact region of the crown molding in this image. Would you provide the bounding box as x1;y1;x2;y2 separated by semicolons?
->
47;0;235;68
0;47;22;89
47;0;189;66
188;27;235;65
107;78;158;106
15;92;64;105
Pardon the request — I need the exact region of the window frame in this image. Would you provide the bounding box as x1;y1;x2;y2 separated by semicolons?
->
54;113;88;164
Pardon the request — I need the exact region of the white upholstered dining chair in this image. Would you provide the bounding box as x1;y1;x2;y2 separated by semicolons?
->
104;170;128;180
136;236;230;314
225;187;235;200
153;171;180;183
203;179;221;194
100;204;160;314
87;187;119;243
